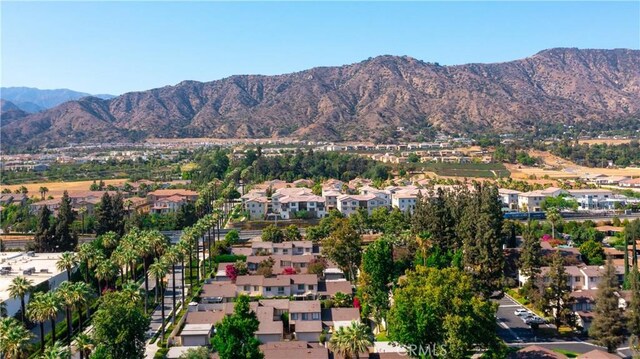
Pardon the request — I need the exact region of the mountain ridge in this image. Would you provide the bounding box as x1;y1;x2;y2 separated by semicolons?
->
2;48;639;150
0;87;116;113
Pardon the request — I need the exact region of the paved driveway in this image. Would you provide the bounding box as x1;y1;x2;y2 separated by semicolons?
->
495;295;555;343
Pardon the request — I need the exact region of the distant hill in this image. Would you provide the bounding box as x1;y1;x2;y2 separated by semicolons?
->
2;48;639;150
0;87;115;113
0;99;29;125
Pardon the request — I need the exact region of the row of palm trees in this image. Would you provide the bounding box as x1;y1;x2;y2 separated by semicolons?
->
1;196;225;357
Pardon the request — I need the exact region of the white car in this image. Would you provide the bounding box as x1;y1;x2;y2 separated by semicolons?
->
514;309;530;316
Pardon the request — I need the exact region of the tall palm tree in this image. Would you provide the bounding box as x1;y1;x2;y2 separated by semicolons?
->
71;282;94;331
39;186;49;200
40;341;70;359
27;292;51;352
56;252;78;282
95;259;118;295
328;321;373;359
99;231;119;253
0;317;33;359
176;240;189;304
149;259;169;341
133;231;153;312
162;248;180;323
39;291;62;345
76;243;102;284
73;333;94;359
8;276;33;324
56;282;79;342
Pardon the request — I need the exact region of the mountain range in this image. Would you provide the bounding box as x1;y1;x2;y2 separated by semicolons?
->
2;48;639;150
0;87;115;113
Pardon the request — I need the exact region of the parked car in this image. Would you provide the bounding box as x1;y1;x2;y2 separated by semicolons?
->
525;316;546;325
521;313;535;322
514;309;531;316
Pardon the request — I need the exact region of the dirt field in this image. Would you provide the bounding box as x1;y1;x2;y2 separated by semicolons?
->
1;179;128;199
508;150;640;180
578;138;635;145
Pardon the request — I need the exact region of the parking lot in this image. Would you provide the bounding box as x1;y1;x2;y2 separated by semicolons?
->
495;295;555;343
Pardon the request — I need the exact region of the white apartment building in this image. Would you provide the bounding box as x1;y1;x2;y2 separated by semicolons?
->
336;194;387;216
499;188;522;211
567;189;614;210
517;187;566;212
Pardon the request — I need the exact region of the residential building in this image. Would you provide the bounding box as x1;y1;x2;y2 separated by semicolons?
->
180;324;212;346
517;187;566;212
498;189;521;211
337;194;387;216
147;189;198;214
567;189;614;210
260;341;329;359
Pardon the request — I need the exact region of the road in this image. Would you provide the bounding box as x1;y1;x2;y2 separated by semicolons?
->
496;295;634;357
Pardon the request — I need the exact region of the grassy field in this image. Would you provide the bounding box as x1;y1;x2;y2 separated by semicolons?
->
419;162;510;178
1;179;128;198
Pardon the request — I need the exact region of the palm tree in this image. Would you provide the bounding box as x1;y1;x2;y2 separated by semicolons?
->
328;321;373;359
149;259;168;341
545;207;562;240
76;243;100;284
40;291;62;344
176;240;189;304
71;282;94;331
0;317;34;359
57;282;80;341
8;276;33;324
28;292;52;352
162;248;180;323
133;230;153;312
121;281;142;303
40;341;70;359
94;259;118;295
39;186;49;200
56;252;78;282
99;231;119;253
73;333;94;359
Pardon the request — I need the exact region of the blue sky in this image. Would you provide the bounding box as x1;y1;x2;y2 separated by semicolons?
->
1;1;638;95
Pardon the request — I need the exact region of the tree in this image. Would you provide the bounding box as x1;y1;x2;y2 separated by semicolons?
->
519;222;543;305
178;347;210;359
224;230;240;245
34;205;54;252
462;184;505;297
95;192;126;236
308;258;327;275
543;251;575;328
54;191;77;251
211;295;263;359
541;196;578;211
56;252;78;281
27;292;52;352
322;219;362;282
545;207;562;240
8;276;33;324
39;187;49;200
91;291;150;359
37;291;62;344
57;281;81;341
579;240;605;265
0;317;33;359
261;225;284;243
283;225;302;241
328;321;373;359
590;257;625;352
387;266;501;359
149;259;169;341
74;333;94;359
256;257;275;277
358;238;394;331
40;341;70;359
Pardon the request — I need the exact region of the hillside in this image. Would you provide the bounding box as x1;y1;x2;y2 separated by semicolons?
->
2;48;639;150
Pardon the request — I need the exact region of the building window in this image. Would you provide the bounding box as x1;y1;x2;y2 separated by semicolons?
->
254;286;259;291
574;276;581;282
244;285;250;291
301;313;309;320
298;284;304;290
278;287;285;294
266;287;271;292
312;312;320;320
291;313;298;320
308;285;314;290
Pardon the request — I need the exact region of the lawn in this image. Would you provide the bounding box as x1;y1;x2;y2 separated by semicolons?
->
419;162;510;178
552;348;579;358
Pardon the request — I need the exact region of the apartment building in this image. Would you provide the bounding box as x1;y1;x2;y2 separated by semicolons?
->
567;189;614;210
499;188;522;211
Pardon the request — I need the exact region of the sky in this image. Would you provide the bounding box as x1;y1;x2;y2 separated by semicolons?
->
1;1;639;95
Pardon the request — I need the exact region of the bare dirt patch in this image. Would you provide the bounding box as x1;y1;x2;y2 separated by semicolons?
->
1;179;128;199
